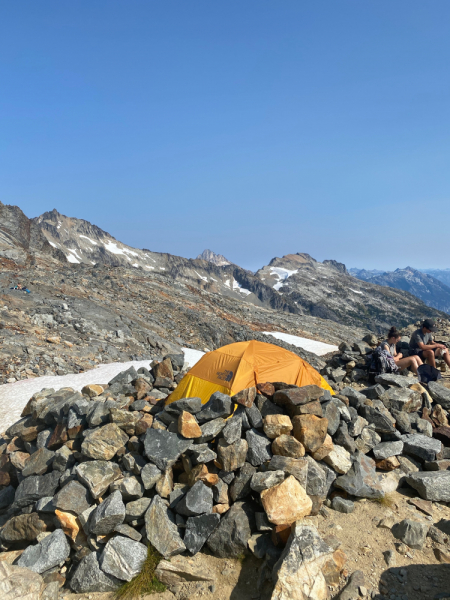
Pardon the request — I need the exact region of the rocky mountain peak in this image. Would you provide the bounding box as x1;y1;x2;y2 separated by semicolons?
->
196;249;232;266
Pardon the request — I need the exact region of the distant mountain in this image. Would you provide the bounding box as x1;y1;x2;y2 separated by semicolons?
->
255;253;447;331
196;249;232;267
421;268;450;288
351;266;450;314
349;268;385;280
0;201;66;266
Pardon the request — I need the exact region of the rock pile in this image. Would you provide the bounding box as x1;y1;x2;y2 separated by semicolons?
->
0;350;449;597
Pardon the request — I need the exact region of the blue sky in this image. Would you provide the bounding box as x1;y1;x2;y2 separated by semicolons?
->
1;1;449;272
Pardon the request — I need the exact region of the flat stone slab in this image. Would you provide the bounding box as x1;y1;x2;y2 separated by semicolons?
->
405;471;450;502
144;429;192;471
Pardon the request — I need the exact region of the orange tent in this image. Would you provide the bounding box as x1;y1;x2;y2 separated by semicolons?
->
166;340;333;405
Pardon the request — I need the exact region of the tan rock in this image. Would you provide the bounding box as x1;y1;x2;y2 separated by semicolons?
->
272;435;305;458
376;456;400;471
156;468;173;498
187;464;219;487
81;384;104;398
0;550;23;565
212;503;230;514
310;434;334;461
322;548;347;587
432;404;448;427
55;509;86;545
155;555;214;586
292;415;328;452
263;415;293;439
294;399;323;417
409;382;433;406
178;411;202;439
323;445;352;474
46;336;60;344
0;561;46;600
256;382;275;398
434;547;450;563
10;451;30;471
261;475;312;525
153;357;174;381
134;378;152;400
217;438;248;472
232;387;256;408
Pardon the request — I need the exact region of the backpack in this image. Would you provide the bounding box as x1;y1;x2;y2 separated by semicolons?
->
417;364;442;384
369;346;399;378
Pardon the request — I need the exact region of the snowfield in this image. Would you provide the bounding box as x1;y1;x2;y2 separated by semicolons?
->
0;348;205;433
263;331;338;356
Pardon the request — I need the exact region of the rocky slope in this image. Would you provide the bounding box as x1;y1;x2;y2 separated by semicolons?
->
255;254;447;332
351;266;450;314
422;268;450;288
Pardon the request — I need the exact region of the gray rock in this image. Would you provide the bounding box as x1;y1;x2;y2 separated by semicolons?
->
333;422;356;453
100;536;147;582
375;373;416;388
114;523;142;541
125;497;151;522
207;501;254;557
229;462;257;501
268;455;308;488
52;445;75;472
322;401;340;436
361;384;385;400
196;392;233;423
76;460;122;499
428;381;450;409
141;462;162;490
373;440;404;460
234;405;251;430
35;496;56;513
114;476;144;501
81;423;129;460
338;569;365;600
416;418;433;437
340;387;366;408
335;452;384;498
70;551;121;593
54;480;93;515
184;513;221;555
190;445;217;465
87;402;111;428
21;448;54;477
331;497;354;513
212;479;229;504
90;490;126;534
169;486;188;509
354;426;381;454
273;386;324;410
222;417;242;444
41;580;59;600
391;410;411;434
165;397;202;415
381;387;422;413
145;495;186;558
197;418;226;443
13;471;60;509
109;366;138;386
245;428;272;466
176;481;213;516
359;405;396;434
250;470;285;492
18;528;70;573
36;429;52;449
245;404;263;428
392;519;429;549
305;457;327;497
347;415;368;437
402;433;442;462
405;471;450;501
0;485;15;510
0;512;47;543
144;429;192;470
255;512;272;532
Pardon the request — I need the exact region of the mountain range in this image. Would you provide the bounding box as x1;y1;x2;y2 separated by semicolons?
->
0;201;449;336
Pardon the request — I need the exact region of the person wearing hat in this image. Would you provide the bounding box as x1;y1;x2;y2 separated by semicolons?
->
409;319;450;369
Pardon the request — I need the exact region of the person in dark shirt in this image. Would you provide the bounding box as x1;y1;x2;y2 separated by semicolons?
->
409;319;450;369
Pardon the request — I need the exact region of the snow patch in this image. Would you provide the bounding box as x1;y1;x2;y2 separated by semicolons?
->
270;268;298;291
349;288;363;294
182;348;205;369
49;241;57;248
224;279;231;288
194;271;208;282
232;280;252;296
79;235;98;245
263;331;338;356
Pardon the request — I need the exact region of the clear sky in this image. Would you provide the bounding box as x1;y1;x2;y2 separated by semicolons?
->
1;1;449;272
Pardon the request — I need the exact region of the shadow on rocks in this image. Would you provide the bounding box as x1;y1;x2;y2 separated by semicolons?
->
229;554;272;600
369;563;450;600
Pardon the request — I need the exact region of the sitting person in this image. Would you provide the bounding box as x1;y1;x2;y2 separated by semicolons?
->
409;319;450;369
381;327;423;374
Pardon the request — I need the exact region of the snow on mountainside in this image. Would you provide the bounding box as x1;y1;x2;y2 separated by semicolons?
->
351;266;450;315
255;253;446;331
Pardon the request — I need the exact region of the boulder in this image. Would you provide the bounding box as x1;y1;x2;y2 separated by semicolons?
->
335;452;384;498
392;519;429;549
428;381;450;409
331;497;354;514
155;555;215;586
13;472;60;509
0;561;46;600
70;551;120;593
292;415;328;453
178;411;202;439
183;513;221;555
232;387;256;408
207;501;254;557
196;392;233;423
176;481;213;516
271;523;334;600
229;462;256;501
269;455;308;487
402;434;442;462
18;529;70;574
405;471;450;501
273;386;324;415
375;373;416;388
373;441;404;460
216;438;248;472
245;428;272;466
100;536;147;582
76;460;122;499
81;423;128;460
145;495;186;558
144;429;192;471
54;480;93;515
261;476;312;525
272;434;305;458
21;449;54;478
141;462;162;490
1;513;47;544
381;388;422;413
221;417;242;444
89;490;125;534
323;445;352;474
197;417;227;443
250;470;285;492
310;434;334;461
263;415;293;439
